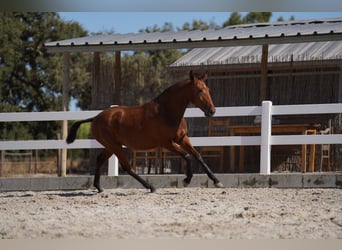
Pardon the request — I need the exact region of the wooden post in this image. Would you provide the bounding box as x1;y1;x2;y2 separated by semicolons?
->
339;65;342;103
91;52;101;110
89;52;101;175
260;44;269;103
108;51;122;176
0;150;4;177
114;51;122;105
229;142;235;172
301;142;307;173
90;52;119;175
60;52;70;177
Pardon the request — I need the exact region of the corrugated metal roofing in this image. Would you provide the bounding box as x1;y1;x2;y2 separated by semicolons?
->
170;40;342;66
45;18;342;53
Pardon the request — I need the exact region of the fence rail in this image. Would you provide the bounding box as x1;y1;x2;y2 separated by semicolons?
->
1;102;342;175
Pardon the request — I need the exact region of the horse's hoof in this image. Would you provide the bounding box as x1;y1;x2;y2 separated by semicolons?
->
94;185;104;193
150;186;156;193
214;182;224;188
183;179;190;187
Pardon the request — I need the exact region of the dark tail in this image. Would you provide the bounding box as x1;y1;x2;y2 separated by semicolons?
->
66;118;94;144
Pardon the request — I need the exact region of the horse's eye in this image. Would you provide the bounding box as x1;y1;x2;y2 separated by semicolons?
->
198;89;203;94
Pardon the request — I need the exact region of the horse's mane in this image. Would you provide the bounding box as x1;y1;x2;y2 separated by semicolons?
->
153;80;191;104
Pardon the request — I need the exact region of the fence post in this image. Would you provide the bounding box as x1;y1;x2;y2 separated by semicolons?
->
108;155;119;176
60;52;70;177
260;101;272;174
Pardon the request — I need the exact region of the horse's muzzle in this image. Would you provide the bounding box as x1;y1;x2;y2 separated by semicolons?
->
205;107;216;117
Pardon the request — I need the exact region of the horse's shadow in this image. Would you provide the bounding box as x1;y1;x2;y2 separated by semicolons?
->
0;193;35;198
1;189;183;199
46;190;97;197
0;190;96;198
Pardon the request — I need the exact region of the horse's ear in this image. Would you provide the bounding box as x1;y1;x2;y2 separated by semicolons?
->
202;71;208;82
189;70;194;80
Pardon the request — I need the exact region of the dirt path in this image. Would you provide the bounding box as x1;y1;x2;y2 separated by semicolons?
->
0;188;341;239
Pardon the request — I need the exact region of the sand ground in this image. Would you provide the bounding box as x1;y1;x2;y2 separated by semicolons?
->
0;187;341;239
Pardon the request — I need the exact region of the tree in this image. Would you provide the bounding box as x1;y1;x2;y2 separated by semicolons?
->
223;12;244;26
181;19;219;31
223;12;272;27
277;16;285;22
0;12;90;140
244;12;272;23
116;22;184;105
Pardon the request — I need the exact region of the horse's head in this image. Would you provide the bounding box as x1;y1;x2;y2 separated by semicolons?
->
189;70;216;117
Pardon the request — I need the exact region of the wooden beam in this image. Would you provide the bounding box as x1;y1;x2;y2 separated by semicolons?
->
60;52;70;177
260;44;269;103
89;52;101;175
114;51;122;105
91;52;101;110
339;64;342;103
169;60;341;73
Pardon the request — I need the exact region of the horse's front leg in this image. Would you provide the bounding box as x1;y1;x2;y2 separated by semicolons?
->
180;136;224;188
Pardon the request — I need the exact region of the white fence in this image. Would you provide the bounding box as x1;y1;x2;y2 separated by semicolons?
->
1;101;342;176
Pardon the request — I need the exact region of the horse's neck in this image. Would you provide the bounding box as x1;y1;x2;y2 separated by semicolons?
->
154;81;191;126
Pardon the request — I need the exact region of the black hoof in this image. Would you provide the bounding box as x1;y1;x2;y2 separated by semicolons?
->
94;184;104;193
150;185;156;193
214;182;224;188
183;178;190;187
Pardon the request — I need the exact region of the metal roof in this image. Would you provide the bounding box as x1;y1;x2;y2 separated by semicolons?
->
170;40;342;67
45;18;342;53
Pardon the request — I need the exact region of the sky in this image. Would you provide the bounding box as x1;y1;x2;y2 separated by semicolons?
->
59;12;342;34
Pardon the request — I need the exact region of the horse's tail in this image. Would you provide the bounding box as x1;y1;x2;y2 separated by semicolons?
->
66;118;94;144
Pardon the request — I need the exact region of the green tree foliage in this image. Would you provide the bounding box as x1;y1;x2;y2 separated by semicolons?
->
223;12;244;26
0;12;90;140
223;12;272;27
244;12;272;23
112;22;184;105
181;19;220;31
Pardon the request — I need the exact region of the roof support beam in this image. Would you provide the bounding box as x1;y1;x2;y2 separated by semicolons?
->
45;34;342;53
339;64;342;103
60;52;70;177
114;51;122;105
260;44;269;103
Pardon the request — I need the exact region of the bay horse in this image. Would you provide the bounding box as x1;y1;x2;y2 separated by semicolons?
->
66;70;224;193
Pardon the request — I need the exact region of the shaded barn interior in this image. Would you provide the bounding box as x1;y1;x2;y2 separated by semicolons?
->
168;41;342;173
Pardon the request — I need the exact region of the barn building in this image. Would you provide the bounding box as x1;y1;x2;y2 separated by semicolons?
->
44;18;342;175
169;40;342;173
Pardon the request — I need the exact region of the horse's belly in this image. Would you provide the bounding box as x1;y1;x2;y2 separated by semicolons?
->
119;130;165;150
92;106;179;150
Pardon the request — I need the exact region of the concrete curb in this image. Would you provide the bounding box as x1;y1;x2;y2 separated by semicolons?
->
0;173;341;192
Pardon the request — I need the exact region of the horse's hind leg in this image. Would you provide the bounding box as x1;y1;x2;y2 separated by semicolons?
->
180;136;224;188
125;166;156;193
94;149;112;192
163;142;193;187
182;154;193;186
111;145;156;193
